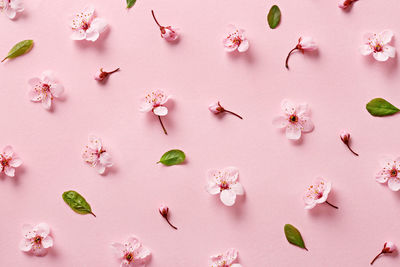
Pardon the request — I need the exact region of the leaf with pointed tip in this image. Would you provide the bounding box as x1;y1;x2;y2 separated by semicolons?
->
2;40;34;62
284;224;307;250
366;98;400;117
267;5;281;29
158;149;186;166
62;190;96;217
127;0;136;8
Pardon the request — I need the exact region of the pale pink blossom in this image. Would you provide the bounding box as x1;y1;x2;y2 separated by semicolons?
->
82;135;113;174
340;130;358;156
303;178;338;209
376;156;400;191
0;145;22;177
28;71;64;110
0;0;23;19
151;10;179;42
272;99;314;140
206;167;244;206
360;30;395;62
209;102;243;119
111;236;151;266
19;223;53;256
338;0;358;9
223;25;249;53
210;248;242;267
94;67;120;82
159;204;177;230
285;37;317;69
70;6;107;42
371;242;397;265
140;90;171;135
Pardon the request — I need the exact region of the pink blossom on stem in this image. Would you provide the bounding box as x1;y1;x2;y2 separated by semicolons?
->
28;71;64;110
209;102;243;119
70;6;107;42
210;248;242;267
82;135;113;174
151;10;179;42
0;145;22;177
19;223;53;256
140;90;171;135
285;37;317;69
223;25;249;53
0;0;23;19
303;178;338;210
371;242;396;265
360;30;395;62
94;68;120;82
159;204;178;230
376;156;400;191
111;236;151;266
340;130;359;156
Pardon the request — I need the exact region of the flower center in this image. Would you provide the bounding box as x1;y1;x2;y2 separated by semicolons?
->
374;44;383;52
220;181;229;191
125;253;134;262
390;168;398;177
34;236;42;244
316;192;323;199
1;158;9;167
81;21;90;30
289;115;298;123
41;83;50;93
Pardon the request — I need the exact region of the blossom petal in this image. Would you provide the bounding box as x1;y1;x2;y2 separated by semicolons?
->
126;236;141;251
4;166;15;177
297;103;309;116
88;135;102;151
89;18;108;34
304;203;316;209
285;124;302;140
85;31;100;42
42;236;53;248
21;224;35;238
225;248;239;265
41;71;56;84
153;106;168;116
9;157;22;167
111;242;125;258
5;8;16;19
70;30;87;40
383;45;396;58
300;117;314;132
206;183;220;195
281;99;296;115
220;189;236;206
19;239;32;252
135;246;151;261
223;166;239;182
3;145;14;158
41;95;52;110
96;164;106;174
388;178;400;191
272;116;289;128
373;51;389;62
99;152;113;167
359;44;373;56
237;40;249;52
35;223;50;237
50;83;64;98
28;77;41;87
380;30;394;44
230;183;244;195
376;170;389;183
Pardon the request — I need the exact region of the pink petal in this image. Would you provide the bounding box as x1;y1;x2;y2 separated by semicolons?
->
281;99;296;115
237;39;249;52
139;101;153;113
285;124;302;140
224;248;238;265
135;246;151;261
376;171;389;183
223;167;239;182
41;236;53;248
373;51;389;62
35;223;50;237
359;44;373;56
126;236;141;251
19;239;32;252
5;8;16;19
300;116;314;132
388;178;400;191
41;71;56;84
272;116;289;128
380;30;394;44
304;202;316;209
29;89;42;102
230;183;244;195
41;95;52;110
383;45;396;58
70;30;87;40
28;77;41;87
21;224;35;238
3;145;14;158
153;106;168;116
206;182;220;195
380;156;394;168
110;242;125;258
160;95;171;105
50;83;64;98
96;164;106;174
297;103;309;116
4;166;15;177
99;152;113;167
89;18;108;34
88;135;102;151
9;157;22;167
220;189;236;206
85;31;100;42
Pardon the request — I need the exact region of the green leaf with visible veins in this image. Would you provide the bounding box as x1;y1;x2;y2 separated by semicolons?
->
127;0;136;8
158;149;186;166
284;224;308;250
2;40;34;62
62;190;96;217
267;5;281;29
366;98;400;117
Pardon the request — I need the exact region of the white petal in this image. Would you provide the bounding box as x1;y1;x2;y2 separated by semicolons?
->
380;30;394;44
388;178;400;191
359;45;373;56
5;8;16;19
206;183;220;195
220;190;236;206
4;166;15;177
41;95;52;110
41;71;56;83
272;116;288;128
230;183;244;195
383;45;396;58
35;223;50;237
99;152;113;167
89;18;107;34
153;106;168;116
373;52;389;62
285;124;302;140
111;242;125;258
42;236;53;248
70;30;87;40
19;239;32;252
85;31;100;42
281;99;296;115
237;40;249;52
300;116;314;132
97;164;106;174
50;83;64;98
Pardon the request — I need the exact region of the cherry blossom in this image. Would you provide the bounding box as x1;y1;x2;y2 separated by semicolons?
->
0;0;23;19
0;145;22;177
210;248;242;267
28;70;64;110
285;37;317;69
139;90;171;135
19;223;53;256
303;177;338;209
360;30;395;62
223;25;249;53
111;236;151;267
340;130;358;156
338;0;358;9
376;156;400;191
70;6;107;42
371;242;396;265
151;10;179;42
209;102;243;119
272;99;314;140
82;135;113;174
206;167;244;206
94;68;120;82
159;204;177;230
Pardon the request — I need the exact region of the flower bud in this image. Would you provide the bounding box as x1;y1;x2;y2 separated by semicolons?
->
209;102;224;114
161;26;179;42
159;204;169;217
383;242;396;253
297;37;318;52
94;69;108;81
340;130;350;143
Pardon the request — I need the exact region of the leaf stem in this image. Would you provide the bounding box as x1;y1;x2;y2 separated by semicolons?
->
224;109;243;120
285;47;298;69
158;116;168;135
371;252;383;265
151;10;162;28
90;211;96;217
325;201;339;209
346;143;359;156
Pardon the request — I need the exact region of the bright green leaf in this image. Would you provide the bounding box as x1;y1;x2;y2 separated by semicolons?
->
284;224;307;250
127;0;136;8
158;149;186;166
62;190;96;217
366;98;400;117
267;5;281;29
2;40;34;62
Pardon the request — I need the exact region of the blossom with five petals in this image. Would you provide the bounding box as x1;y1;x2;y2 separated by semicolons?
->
223;25;249;53
19;223;53;256
210;248;242;267
111;236;151;266
82;135;113;174
140;90;171;135
360;30;395;62
0;0;23;19
303;178;338;209
70;6;107;42
0;145;22;177
376;156;400;191
28;71;64;110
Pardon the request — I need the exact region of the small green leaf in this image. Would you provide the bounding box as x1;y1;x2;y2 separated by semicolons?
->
62;190;96;217
366;98;400;117
2;40;34;62
284;224;307;250
126;0;136;8
267;5;281;29
158;149;186;166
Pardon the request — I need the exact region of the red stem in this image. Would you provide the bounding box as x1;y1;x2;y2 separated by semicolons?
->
165;218;178;230
151;10;162;28
285;47;298;69
224;110;243;120
158;116;168;135
107;68;120;74
90;211;96;217
370;252;383;265
325;201;339;209
346;143;359;156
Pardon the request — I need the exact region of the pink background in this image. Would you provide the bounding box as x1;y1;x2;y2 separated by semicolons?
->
1;0;400;266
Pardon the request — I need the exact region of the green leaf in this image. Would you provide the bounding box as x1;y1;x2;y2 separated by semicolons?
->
2;40;34;62
62;190;96;217
366;98;400;117
284;224;307;250
126;0;136;8
267;5;281;29
158;149;186;166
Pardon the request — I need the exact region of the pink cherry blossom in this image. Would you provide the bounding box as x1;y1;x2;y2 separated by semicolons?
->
272;99;314;140
376;156;400;191
0;0;23;19
285;37;317;69
223;25;249;53
210;248;242;267
209;102;243;119
303;178;338;209
371;241;397;265
28;70;64;110
94;67;120;82
151;10;179;42
0;145;22;177
159;204;177;230
140;90;171;135
70;6;107;42
111;236;151;267
338;0;358;9
19;223;53;256
360;30;395;62
340;130;359;156
82;135;113;174
206;167;244;206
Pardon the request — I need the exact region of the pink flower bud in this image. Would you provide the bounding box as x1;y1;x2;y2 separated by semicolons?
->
383;242;396;253
338;0;357;9
297;37;318;52
209;102;224;114
340;130;350;143
94;68;119;82
159;204;169;217
161;26;179;42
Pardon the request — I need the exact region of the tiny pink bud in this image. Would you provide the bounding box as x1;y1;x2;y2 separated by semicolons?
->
209;102;224;114
161;26;179;42
339;0;358;9
94;68;120;82
159;204;169;217
383;242;396;253
340;130;350;143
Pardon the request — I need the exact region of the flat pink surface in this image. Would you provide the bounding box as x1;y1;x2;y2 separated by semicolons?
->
1;0;400;266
